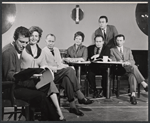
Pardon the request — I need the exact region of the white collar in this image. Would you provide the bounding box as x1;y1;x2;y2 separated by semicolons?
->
117;46;123;51
101;27;107;32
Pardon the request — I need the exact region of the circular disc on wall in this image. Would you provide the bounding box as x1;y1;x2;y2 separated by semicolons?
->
135;3;148;36
2;4;16;34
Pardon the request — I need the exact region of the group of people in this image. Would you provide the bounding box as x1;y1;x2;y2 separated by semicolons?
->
64;16;148;105
2;15;148;121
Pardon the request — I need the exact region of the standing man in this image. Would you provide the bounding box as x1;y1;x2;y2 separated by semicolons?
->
87;35;110;98
95;15;118;49
2;26;59;121
110;34;148;105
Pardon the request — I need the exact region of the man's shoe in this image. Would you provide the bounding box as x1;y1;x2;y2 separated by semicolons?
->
144;86;148;92
130;96;137;105
93;91;98;98
69;108;84;116
93;91;103;98
89;88;94;94
78;98;94;105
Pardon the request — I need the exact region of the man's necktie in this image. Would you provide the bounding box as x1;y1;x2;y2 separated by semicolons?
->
50;49;54;56
96;48;100;54
120;48;123;54
103;30;106;39
120;48;124;60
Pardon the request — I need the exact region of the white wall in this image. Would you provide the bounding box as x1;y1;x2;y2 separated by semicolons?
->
2;3;148;50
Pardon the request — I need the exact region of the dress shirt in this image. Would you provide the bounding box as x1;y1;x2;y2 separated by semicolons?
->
117;46;123;53
94;46;103;55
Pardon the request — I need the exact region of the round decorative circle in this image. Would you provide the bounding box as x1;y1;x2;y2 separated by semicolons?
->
135;3;148;36
2;4;16;34
71;5;84;24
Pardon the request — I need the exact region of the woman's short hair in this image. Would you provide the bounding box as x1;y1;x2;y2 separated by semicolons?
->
29;26;43;42
115;34;125;40
94;35;104;41
74;31;85;42
13;26;30;41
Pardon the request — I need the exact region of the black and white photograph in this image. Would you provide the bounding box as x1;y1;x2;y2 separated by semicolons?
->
1;1;148;121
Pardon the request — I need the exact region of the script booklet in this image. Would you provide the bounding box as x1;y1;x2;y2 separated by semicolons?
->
14;68;45;81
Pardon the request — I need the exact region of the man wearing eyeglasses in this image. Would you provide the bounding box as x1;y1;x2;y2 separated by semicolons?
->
2;26;60;121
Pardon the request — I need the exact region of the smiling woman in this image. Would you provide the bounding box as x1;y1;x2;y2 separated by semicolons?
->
2;4;16;34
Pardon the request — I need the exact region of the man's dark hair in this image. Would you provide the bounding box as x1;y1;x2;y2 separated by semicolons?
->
13;26;30;41
99;16;108;23
115;34;125;40
94;35;104;41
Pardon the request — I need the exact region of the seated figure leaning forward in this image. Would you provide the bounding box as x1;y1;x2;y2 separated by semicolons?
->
20;26;65;120
2;26;60;121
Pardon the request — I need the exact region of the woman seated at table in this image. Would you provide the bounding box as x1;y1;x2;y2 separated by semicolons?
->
64;31;88;74
64;31;87;62
20;26;65;121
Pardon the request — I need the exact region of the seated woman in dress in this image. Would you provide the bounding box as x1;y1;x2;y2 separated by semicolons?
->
64;31;88;74
21;26;65;121
64;31;88;62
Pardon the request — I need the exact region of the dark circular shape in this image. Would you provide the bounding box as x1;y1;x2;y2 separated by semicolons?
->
135;3;148;36
2;4;16;34
71;5;84;24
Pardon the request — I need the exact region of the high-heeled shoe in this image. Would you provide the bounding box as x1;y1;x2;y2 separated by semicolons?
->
59;118;66;121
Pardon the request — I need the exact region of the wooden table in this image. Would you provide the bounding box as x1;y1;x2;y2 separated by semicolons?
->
92;61;122;99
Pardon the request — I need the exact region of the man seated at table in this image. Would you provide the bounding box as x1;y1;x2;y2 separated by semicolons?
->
42;33;93;116
110;34;148;105
87;35;110;98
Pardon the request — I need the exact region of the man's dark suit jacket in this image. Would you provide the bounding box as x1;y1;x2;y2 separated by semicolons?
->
87;44;110;72
95;25;118;49
88;44;110;61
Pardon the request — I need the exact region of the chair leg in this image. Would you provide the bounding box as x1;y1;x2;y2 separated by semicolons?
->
2;107;4;121
116;75;120;98
25;106;30;121
85;77;89;97
7;113;13;121
112;74;115;93
18;107;24;121
137;84;140;98
14;106;17;121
